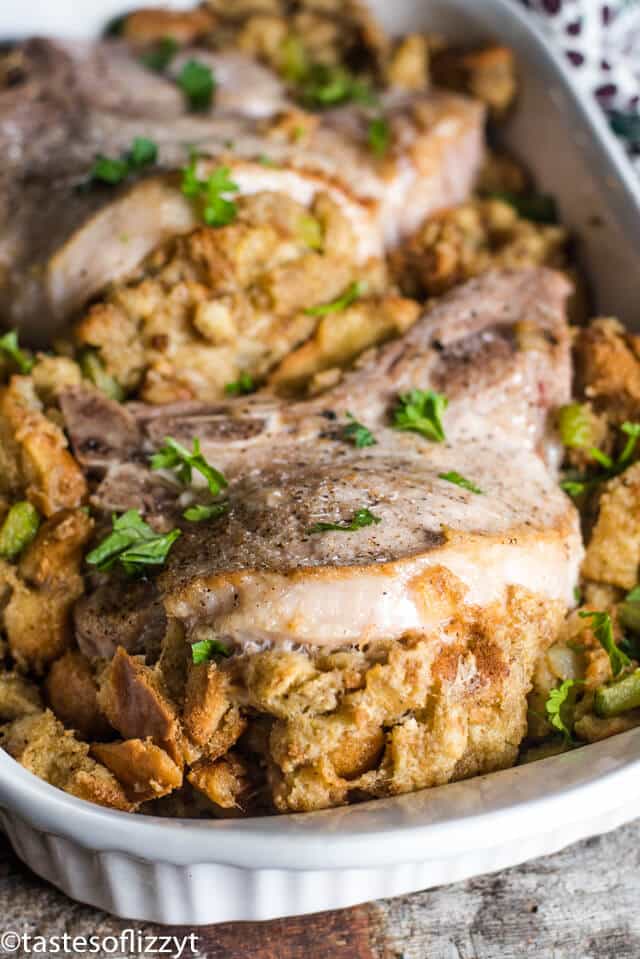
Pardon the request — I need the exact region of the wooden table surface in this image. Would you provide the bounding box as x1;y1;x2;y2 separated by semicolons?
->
1;821;638;958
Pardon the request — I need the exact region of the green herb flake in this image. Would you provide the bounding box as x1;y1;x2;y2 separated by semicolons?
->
438;471;483;494
86;509;180;575
0;502;40;560
618;421;640;467
151;437;228;497
183;502;229;523
343;413;376;448
367;116;390;157
579;609;631;677
89;137;158;186
181;155;239;227
224;372;255;396
191;638;231;665
308;507;381;534
560;420;640;499
304;281;364;317
0;329;34;374
141;36;179;72
299;63;375;109
545;679;580;743
177;59;215;111
393;389;448;443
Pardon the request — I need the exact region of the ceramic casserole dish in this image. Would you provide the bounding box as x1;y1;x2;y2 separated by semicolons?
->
0;0;639;925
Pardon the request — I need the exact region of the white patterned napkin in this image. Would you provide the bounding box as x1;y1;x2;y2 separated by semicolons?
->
520;0;640;170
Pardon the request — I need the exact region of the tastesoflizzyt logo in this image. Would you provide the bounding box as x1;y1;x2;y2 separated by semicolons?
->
0;929;201;956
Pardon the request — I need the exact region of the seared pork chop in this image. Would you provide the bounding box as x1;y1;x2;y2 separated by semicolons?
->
62;267;572;483
0;38;484;339
60;268;581;658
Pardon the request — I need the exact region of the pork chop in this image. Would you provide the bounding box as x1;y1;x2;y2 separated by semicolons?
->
60;267;581;655
61;267;572;486
0;38;484;340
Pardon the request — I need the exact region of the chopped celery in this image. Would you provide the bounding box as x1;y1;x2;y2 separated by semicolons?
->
0;502;40;560
594;669;640;718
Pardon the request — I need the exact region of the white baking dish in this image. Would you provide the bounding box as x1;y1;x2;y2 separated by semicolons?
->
1;0;640;925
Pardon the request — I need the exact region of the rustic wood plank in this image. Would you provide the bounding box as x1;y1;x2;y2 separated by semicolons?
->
1;822;639;958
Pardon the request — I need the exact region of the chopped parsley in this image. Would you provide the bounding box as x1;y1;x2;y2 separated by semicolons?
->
304;281;364;317
177;59;215;111
0;329;34;374
86;510;180;575
308;507;381;534
181;155;239;227
438;471;483;494
191;638;231;665
224;372;255;396
343;413;376;448
579;610;631;677
545;679;580;744
367;116;390;157
90;137;158;185
393;389;448;442
183;502;229;523
141;36;179;72
561;420;640;498
299;63;375;109
151;436;228;497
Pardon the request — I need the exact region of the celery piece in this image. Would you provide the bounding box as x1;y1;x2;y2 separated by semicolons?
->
594;669;640;718
0;502;40;560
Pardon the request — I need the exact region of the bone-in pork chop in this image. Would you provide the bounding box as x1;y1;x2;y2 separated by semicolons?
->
60;268;582;656
0;38;484;340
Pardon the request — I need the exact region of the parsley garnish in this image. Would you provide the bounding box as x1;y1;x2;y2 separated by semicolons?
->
304;282;363;317
393;390;448;442
177;60;215;111
308;508;381;533
579;610;631;677
367;116;390;157
86;510;180;575
183;502;229;523
0;329;33;374
90;137;158;185
191;639;231;664
224;372;255;396
545;679;580;744
561;420;640;498
438;471;483;494
181;155;239;227
299;63;375;108
343;413;376;448
151;437;228;496
141;36;179;72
